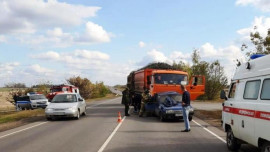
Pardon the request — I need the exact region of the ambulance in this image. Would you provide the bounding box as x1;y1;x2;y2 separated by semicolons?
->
221;54;270;151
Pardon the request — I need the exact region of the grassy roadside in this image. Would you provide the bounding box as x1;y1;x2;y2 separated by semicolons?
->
0;109;45;124
194;110;222;130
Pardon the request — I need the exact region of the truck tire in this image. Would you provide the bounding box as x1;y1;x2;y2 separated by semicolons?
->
261;141;270;152
226;128;241;151
46;117;52;121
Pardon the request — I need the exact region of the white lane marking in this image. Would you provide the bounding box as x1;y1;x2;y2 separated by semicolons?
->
0;122;48;139
192;120;226;143
98;116;126;152
86;98;120;109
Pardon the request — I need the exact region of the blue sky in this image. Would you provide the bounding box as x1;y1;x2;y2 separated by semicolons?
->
0;0;270;86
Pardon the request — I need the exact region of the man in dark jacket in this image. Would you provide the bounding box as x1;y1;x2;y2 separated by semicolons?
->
181;85;191;132
122;87;130;116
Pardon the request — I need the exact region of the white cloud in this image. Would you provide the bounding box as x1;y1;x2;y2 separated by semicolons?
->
75;22;111;44
31;50;109;62
74;50;110;60
199;43;245;79
25;64;54;76
30;51;60;60
139;41;146;48
236;0;270;12
237;16;270;38
30;50;133;86
19;22;112;47
0;0;100;34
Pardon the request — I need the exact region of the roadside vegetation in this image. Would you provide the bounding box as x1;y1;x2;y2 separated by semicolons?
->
0;109;44;124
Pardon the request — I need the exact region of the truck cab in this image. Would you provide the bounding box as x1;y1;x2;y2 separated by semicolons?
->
148;70;205;100
221;54;270;151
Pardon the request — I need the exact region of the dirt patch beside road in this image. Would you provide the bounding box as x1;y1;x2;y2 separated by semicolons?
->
194;110;222;130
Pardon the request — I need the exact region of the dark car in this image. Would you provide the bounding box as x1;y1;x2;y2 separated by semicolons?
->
154;91;194;121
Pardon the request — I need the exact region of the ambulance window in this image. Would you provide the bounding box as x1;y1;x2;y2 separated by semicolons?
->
243;80;261;100
228;83;236;98
261;79;270;100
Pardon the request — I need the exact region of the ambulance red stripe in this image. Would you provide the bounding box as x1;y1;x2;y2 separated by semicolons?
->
223;106;270;121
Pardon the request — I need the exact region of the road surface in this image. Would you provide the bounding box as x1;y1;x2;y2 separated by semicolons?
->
192;101;223;111
0;97;258;152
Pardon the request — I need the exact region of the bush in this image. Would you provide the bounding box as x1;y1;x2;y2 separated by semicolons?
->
67;76;93;99
67;76;110;99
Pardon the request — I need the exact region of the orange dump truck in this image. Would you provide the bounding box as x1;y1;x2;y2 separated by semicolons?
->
127;69;205;100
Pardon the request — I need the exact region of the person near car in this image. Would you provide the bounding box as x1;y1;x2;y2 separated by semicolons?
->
181;85;191;132
122;87;130;116
139;88;151;117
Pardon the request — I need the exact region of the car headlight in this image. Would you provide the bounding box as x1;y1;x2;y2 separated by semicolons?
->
46;108;53;111
68;107;77;111
166;110;174;114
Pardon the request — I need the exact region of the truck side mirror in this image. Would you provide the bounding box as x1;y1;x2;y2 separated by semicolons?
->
78;98;84;102
220;90;227;100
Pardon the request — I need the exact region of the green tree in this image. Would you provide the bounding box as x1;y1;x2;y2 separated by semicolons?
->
242;27;270;56
190;50;227;100
205;60;228;100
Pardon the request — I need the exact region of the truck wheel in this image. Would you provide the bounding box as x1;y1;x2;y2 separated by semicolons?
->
46;117;52;121
188;116;193;121
261;142;270;152
227;128;241;151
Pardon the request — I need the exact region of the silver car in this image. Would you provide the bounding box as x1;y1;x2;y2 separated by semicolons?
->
45;93;87;120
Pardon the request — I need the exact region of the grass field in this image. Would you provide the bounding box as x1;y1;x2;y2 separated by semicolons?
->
0;109;44;124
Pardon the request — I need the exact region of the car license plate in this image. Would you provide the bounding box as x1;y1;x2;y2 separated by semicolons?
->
175;114;182;117
54;112;65;115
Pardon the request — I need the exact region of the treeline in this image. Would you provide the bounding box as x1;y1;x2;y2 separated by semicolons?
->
5;83;26;88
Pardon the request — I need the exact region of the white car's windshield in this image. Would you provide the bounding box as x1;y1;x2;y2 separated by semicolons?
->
52;94;77;103
30;95;47;100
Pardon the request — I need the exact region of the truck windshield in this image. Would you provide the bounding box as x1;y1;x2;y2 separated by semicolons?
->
159;94;182;105
51;94;77;103
50;88;62;92
154;74;187;85
30;95;47;100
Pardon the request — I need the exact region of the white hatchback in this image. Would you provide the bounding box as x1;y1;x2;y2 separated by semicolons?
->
45;93;87;120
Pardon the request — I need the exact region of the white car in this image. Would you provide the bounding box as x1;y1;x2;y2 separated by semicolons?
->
45;93;87;120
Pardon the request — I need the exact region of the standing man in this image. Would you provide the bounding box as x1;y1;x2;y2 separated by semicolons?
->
139;88;150;117
122;87;130;116
181;85;191;132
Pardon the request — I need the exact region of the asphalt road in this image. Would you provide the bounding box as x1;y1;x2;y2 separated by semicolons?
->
0;97;259;152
